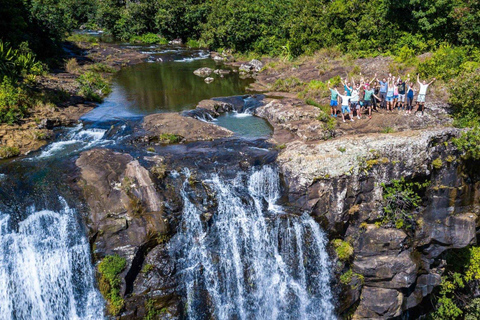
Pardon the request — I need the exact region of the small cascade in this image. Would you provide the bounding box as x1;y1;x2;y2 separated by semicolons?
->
0;199;104;319
35;124;110;159
174;166;335;320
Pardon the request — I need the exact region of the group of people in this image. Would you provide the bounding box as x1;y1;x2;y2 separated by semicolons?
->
328;73;436;122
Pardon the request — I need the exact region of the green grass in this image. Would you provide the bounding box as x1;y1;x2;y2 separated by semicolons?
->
129;33;168;45
98;254;126;315
158;133;182;144
0;146;20;159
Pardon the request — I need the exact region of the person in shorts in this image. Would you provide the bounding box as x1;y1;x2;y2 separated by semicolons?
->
393;76;399;109
415;74;436;116
363;83;382;119
335;88;354;123
386;78;395;112
328;81;339;117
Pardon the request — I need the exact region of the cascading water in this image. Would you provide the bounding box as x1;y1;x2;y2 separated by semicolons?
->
0;199;104;319
174;166;335;320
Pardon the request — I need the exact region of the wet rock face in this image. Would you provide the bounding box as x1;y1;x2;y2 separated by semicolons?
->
193;67;213;77
76;148;180;318
276;127;480;318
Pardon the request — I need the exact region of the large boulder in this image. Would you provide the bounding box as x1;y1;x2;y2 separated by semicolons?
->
193;67;213;77
355;287;403;318
142;113;233;144
76;148;180;318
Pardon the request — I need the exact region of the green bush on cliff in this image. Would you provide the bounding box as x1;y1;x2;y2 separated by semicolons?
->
449;69;480;127
332;239;354;261
453;126;480;161
381;178;430;230
98;254;126;315
430;246;480;319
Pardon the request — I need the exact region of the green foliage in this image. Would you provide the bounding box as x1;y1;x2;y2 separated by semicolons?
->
453;127;480;161
0;41;46;81
432;158;443;170
449;69;480;127
430;246;480;319
270;77;304;92
77;71;111;102
66;33;98;43
0;145;20;159
340;268;353;285
98;254;126;315
417;45;479;81
141;264;154;274
130;33;168;45
305;98;336;132
332;239;354;261
0;78;31;124
381;126;395;134
158;133;182;144
381;178;430;230
144;299;160;320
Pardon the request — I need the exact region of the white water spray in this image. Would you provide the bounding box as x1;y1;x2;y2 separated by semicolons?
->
175;166;335;320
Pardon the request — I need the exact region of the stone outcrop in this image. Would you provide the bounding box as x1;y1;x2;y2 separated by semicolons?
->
193;67;213;77
273;124;480;318
142;113;233;143
76;148;180;318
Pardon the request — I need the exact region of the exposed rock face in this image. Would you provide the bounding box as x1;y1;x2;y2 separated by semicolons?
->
193;67;213;77
142;113;233;143
274;126;480;318
204;77;214;83
76;148;180;318
255;98;330;143
239;59;264;73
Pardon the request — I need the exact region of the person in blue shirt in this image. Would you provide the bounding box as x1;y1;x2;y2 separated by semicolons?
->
328;81;339;117
377;77;388;109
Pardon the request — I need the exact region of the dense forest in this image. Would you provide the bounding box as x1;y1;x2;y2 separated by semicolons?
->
1;0;479;57
0;0;479;123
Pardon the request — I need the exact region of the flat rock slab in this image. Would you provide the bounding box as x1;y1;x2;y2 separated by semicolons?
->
143;113;233;143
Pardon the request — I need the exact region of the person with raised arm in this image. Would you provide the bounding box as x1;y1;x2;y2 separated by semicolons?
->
328;81;339;117
415;74;436;116
363;83;382;119
406;82;415;115
350;77;362;119
377;75;388;109
335;87;354;123
386;77;395;112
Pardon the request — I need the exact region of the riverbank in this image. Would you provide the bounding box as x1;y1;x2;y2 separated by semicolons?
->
0;41;147;158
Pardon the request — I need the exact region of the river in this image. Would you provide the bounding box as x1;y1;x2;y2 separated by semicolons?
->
0;44;335;319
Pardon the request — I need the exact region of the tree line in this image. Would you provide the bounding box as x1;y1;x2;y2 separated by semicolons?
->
1;0;479;58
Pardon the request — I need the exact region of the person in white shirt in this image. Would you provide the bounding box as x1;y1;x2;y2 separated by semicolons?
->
415;74;436;115
335;88;354;123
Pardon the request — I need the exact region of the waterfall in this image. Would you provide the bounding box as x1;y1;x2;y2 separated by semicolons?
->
174;166;335;320
0;199;104;320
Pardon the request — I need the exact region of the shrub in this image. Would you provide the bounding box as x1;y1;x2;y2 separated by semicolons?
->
432;158;443;169
129;33;167;45
158;133;182;144
270;77;304;92
0;78;31;124
0;145;20;159
98;254;126;315
453;127;480;160
449;69;480;127
65;58;80;74
382;126;395;133
89;63;116;74
381;178;430;230
332;239;354;261
77;71;112;102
